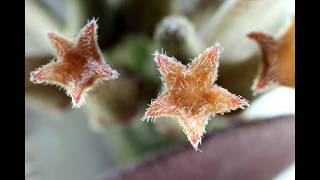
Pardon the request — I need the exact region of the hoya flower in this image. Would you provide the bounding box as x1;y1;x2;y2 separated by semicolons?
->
30;19;119;108
144;44;248;150
248;19;295;94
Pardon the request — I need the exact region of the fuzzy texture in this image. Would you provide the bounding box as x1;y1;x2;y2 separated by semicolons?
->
30;19;119;108
144;44;249;150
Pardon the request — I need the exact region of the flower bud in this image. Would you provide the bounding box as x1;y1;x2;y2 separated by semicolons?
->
154;16;203;64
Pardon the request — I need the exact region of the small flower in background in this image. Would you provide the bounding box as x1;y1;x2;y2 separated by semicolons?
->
144;44;248;150
248;18;295;94
30;19;119;108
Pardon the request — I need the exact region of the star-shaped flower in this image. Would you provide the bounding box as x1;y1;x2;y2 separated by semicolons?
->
248;19;295;94
30;19;119;108
144;44;249;150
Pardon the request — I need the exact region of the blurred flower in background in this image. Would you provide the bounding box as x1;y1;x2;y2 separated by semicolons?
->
25;0;295;179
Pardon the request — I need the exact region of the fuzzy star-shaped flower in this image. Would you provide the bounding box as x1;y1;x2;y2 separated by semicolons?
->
30;19;119;108
248;19;295;94
144;44;249;150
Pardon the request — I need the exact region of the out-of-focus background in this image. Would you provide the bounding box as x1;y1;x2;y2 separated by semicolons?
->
25;0;295;180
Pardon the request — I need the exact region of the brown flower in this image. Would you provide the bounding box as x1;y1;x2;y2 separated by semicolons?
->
144;44;248;150
248;19;295;94
30;19;119;107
